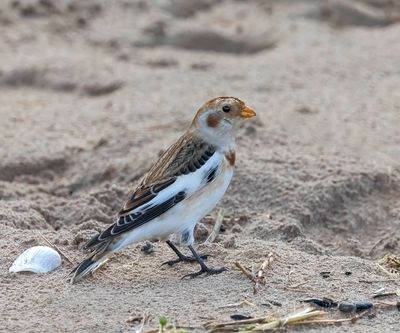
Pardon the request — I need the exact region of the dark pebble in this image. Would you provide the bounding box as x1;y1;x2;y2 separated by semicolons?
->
230;314;253;321
339;302;356;313
320;271;331;278
355;302;373;311
302;298;337;308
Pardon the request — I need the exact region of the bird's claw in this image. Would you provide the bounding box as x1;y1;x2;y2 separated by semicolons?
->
181;266;226;279
161;254;209;267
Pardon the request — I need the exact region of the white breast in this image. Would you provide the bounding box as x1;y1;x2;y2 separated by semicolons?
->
176;153;233;229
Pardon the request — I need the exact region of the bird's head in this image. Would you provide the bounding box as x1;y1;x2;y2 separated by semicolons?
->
191;96;256;150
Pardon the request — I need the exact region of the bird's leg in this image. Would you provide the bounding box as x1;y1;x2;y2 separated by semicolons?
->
181;245;226;279
162;240;208;266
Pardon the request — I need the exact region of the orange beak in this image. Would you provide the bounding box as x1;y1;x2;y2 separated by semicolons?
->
240;105;256;119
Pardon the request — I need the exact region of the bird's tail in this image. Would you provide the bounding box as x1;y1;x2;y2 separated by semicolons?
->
69;242;112;284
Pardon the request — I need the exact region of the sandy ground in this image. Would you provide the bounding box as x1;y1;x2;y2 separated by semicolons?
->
1;0;400;332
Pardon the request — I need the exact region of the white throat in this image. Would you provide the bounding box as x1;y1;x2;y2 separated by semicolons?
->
194;113;236;152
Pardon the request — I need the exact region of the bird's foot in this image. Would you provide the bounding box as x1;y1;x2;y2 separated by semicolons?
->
162;254;209;267
181;265;226;279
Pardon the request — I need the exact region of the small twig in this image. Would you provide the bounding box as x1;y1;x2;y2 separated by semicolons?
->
205;209;225;243
286;279;311;289
218;300;256;309
257;254;274;279
262;300;282;307
373;287;386;294
37;231;74;265
207;307;326;332
175;326;203;331
235;256;275;294
235;262;256;283
373;291;400;298
359;278;399;283
250;308;327;331
206;306;371;333
254;253;274;293
127;311;150;333
375;301;400;309
382;255;400;273
138;312;150;333
377;263;397;278
295;309;369;325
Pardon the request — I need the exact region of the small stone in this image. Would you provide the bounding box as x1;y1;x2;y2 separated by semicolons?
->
338;302;356;313
320;271;331;278
355;302;373;311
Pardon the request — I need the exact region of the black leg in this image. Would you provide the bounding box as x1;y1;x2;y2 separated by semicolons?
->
162;240;208;266
181;245;226;279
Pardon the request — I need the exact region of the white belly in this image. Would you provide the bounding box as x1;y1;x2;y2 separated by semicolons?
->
111;155;233;251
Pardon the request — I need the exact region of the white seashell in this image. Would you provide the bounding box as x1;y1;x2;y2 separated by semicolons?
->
9;246;62;273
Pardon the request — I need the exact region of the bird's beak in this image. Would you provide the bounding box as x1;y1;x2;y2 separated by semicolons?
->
240;105;256;119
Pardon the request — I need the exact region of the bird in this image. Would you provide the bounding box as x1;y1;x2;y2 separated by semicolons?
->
69;96;256;283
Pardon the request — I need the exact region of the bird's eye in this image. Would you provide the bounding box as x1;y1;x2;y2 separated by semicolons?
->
222;105;231;113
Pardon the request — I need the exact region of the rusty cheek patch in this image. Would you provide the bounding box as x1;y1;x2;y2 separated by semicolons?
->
206;114;220;128
225;150;236;166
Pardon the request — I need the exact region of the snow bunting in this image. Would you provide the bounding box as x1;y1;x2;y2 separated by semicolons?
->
70;97;256;283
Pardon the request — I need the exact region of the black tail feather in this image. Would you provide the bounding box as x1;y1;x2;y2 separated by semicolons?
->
70;242;111;284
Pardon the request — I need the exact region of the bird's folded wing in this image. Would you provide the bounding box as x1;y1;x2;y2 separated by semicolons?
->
84;177;185;249
141;133;216;184
84;134;217;250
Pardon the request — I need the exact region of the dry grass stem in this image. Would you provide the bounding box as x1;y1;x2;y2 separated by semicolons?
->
205;307;327;332
377;263;399;278
254;253;274;293
127;311;150;333
382;255;400;272
218;300;256;309
359;279;399;283
235;262;256;282
37;231;74;265
375;301;400;309
205;209;225;243
293;309;369;325
286;279;311;289
372;290;400;298
235;254;275;293
205;306;372;333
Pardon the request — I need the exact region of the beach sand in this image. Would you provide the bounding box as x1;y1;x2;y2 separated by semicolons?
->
1;0;400;332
